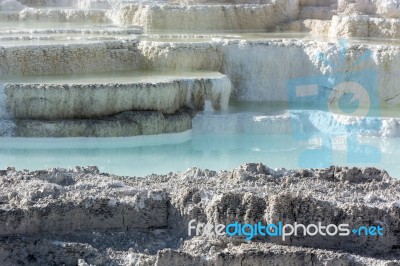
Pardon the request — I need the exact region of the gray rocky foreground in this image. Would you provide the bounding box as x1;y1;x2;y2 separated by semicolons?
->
0;164;400;265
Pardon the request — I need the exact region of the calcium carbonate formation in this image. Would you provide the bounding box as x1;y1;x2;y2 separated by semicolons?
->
1;1;400;265
0;0;400;137
0;0;400;136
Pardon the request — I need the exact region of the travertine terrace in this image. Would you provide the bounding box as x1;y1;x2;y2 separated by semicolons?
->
1;0;400;137
1;0;400;265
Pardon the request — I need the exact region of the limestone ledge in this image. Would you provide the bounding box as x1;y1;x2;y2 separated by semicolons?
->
107;1;299;32
6;110;193;137
2;75;231;119
286;15;400;39
0;41;142;75
3;39;400;106
0;8;109;23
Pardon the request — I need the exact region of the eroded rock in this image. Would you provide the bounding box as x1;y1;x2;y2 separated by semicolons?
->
0;164;399;265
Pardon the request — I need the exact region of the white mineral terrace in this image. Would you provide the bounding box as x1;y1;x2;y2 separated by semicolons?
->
0;0;400;174
1;71;231;119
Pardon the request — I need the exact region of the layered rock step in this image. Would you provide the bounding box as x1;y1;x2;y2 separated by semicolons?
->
3;34;400;107
3;0;400;38
0;71;231;137
0;20;143;38
293;16;400;39
3;39;400;107
11;111;193;137
0;40;142;75
1;1;296;32
108;0;302;32
0;30;141;46
18;0;112;9
278;0;400;38
0;9;110;23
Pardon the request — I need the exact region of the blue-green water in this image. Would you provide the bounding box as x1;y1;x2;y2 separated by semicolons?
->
0;131;399;177
1;100;399;177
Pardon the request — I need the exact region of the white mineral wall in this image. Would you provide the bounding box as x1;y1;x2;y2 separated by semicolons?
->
327;15;400;38
108;1;300;31
0;41;141;75
135;40;400;106
220;40;322;101
338;0;400;18
286;0;400;38
15;8;108;23
222;40;400;105
137;41;222;71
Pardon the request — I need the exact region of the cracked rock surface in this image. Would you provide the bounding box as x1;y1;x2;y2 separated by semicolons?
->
1;164;400;265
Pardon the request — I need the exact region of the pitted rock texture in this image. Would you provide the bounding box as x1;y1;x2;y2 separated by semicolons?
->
0;164;400;265
10;110;193;137
0;41;142;76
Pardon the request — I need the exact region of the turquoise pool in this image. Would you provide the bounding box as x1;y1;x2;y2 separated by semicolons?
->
1;104;399;177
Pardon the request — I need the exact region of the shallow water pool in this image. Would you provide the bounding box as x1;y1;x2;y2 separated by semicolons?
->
1;108;399;177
